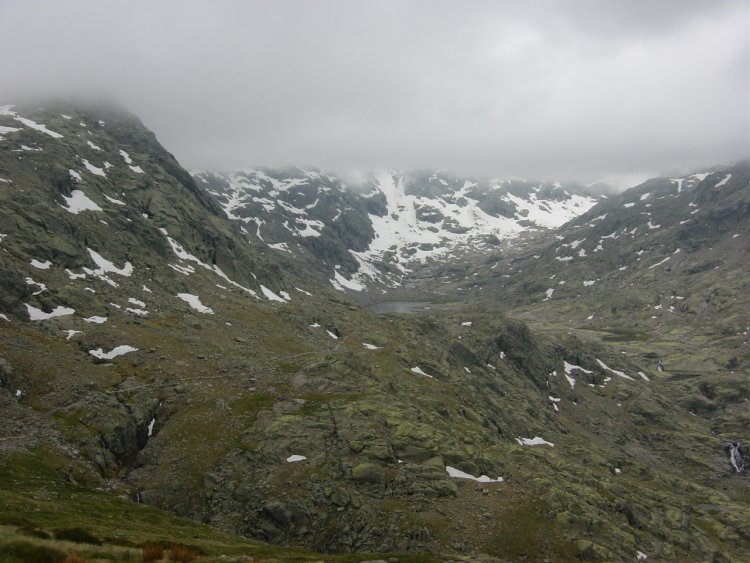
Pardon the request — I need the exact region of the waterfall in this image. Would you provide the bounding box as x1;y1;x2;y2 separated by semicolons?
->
729;442;744;473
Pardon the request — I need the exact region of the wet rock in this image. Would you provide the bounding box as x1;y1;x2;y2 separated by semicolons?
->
262;501;309;528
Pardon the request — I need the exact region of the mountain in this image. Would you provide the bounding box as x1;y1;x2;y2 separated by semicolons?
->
422;160;750;341
194;168;601;292
0;102;748;563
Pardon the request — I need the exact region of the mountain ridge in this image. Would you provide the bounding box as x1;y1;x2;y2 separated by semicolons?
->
194;167;604;293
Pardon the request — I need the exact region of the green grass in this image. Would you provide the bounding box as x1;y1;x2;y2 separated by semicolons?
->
0;540;67;563
298;392;363;415
482;500;578;560
229;392;275;417
574;326;651;342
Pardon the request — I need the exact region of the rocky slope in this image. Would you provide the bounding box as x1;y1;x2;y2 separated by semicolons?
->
0;102;748;562
194;168;601;292
423;160;750;350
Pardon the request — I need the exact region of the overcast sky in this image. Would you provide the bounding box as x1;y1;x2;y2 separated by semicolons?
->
1;0;748;187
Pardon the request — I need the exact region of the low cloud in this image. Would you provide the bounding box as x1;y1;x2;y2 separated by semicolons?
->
1;0;747;188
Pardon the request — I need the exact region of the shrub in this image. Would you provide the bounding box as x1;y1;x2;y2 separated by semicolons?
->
142;543;164;562
3;541;66;562
62;556;89;563
0;515;36;527
54;527;102;545
18;525;52;539
167;544;203;562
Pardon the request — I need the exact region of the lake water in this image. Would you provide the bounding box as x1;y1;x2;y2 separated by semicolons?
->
368;301;432;314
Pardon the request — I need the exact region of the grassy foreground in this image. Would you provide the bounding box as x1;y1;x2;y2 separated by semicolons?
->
0;451;438;563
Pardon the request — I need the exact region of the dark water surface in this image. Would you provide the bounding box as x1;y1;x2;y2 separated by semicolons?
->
368;301;432;314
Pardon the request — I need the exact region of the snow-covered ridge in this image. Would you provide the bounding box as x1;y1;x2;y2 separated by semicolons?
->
195;168;600;291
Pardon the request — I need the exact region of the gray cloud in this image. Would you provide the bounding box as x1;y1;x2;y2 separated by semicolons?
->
1;0;747;188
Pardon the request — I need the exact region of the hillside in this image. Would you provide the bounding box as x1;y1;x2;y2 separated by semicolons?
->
0;102;748;562
418;161;750;377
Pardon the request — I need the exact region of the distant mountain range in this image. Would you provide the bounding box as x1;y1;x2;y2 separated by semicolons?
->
194;168;602;290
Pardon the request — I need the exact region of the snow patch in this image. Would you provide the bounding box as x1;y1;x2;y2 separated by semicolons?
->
25;304;75;320
126;307;148;316
103;194;126;206
169;263;194;275
89;345;138;360
85;248;133;286
82;159;106;177
714;174;731;188
162;233;259;298
61;190;102;214
515;436;554;447
330;270;365;292
176;293;214;314
446;466;503;483
287;455;307;463
118;149;133;164
0;125;22;139
410;366;434;379
563;361;592;389
25;277;46;295
596;359;634;380
6;109;64;138
30;259;52;270
268;242;293;253
260;285;288;302
648;256;670;270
